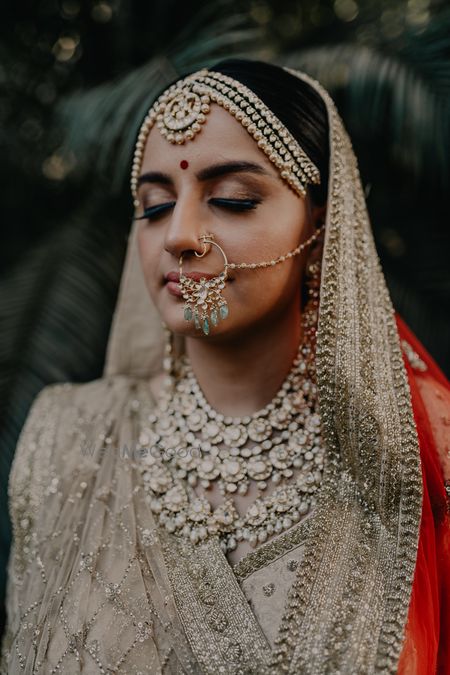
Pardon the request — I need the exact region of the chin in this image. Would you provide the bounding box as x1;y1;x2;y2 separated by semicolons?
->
161;307;233;340
158;302;198;335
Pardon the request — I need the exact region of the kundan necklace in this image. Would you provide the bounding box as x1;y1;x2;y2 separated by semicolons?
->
137;309;325;553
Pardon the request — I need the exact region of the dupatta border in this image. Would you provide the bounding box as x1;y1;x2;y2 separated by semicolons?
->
264;69;423;674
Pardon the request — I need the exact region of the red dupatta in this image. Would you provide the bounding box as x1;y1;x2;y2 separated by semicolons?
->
396;315;450;674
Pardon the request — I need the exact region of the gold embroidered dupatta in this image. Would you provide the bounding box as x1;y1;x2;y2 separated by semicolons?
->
103;69;423;673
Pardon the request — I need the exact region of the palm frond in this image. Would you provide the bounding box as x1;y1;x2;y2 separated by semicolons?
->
0;194;129;570
57;10;262;193
0;5;264;634
280;9;450;189
279;11;450;373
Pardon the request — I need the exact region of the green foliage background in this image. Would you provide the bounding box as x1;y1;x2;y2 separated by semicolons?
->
1;0;449;637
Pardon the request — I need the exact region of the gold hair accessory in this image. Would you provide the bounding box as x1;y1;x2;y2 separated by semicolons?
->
179;226;324;336
131;69;321;205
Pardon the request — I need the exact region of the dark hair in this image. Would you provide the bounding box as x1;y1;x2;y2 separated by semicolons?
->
209;58;329;208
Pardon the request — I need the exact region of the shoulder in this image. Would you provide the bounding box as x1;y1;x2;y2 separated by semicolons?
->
7;373;160;590
13;374;137;445
407;364;450;483
396;315;450;483
21;373;148;422
9;374;150;504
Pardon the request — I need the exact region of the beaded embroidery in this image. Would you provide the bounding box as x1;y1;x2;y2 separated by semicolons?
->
401;338;427;372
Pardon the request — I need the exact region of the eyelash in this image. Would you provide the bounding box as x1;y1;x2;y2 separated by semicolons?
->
136;198;260;221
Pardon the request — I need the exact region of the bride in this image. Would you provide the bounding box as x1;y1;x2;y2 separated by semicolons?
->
2;59;449;674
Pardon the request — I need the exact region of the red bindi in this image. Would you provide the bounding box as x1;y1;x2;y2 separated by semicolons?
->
180;160;189;170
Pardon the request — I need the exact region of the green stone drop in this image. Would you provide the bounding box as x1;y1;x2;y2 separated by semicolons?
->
211;309;219;326
184;306;193;321
194;311;201;329
202;317;210;335
219;304;229;320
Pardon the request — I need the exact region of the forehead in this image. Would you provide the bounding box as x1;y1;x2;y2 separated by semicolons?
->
141;103;274;170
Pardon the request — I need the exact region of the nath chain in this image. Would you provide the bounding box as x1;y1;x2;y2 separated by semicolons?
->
178;225;324;336
226;225;324;270
180;224;325;274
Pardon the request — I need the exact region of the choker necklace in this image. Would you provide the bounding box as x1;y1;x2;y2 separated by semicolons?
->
137;319;325;553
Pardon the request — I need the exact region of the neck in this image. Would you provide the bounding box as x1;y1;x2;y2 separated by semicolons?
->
183;303;303;418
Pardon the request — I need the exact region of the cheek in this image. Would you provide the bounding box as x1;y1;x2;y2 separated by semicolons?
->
225;206;304;268
137;226;161;284
224;209;305;315
229;257;302;319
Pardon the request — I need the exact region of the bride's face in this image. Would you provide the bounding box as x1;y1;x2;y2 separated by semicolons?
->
136;103;323;340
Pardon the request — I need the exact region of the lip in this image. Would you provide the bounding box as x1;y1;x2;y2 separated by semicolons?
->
166;280;183;297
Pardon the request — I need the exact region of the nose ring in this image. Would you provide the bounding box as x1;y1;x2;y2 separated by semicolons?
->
178;233;229;336
194;232;215;258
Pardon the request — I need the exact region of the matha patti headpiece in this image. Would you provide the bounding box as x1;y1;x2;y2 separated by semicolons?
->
131;68;321;205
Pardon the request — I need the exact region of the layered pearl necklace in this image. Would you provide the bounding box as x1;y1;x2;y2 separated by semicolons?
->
138;329;325;553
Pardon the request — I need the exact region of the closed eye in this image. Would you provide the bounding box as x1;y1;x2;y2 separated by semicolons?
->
135;197;261;222
208;198;260;211
135;201;176;221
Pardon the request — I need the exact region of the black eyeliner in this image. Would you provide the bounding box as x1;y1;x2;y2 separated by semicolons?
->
135;202;176;220
135;197;261;221
208;197;260;211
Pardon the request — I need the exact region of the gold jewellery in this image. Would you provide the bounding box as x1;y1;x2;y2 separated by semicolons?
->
179;226;324;335
179;234;229;336
131;68;321;205
131;67;325;336
140;260;323;552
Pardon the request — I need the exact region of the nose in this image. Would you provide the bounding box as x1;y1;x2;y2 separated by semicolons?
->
163;194;208;262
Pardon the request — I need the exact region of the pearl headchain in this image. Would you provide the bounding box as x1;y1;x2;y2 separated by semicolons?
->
130;69;321;206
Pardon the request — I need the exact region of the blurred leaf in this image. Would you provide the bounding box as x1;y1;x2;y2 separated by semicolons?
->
279;10;450;371
0;5;263;637
281;9;450;189
0;193;129;635
57;10;262;193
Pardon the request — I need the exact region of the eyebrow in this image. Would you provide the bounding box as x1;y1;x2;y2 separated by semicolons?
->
137;161;271;188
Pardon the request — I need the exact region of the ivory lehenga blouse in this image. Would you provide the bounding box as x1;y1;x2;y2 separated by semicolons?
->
1;70;450;674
